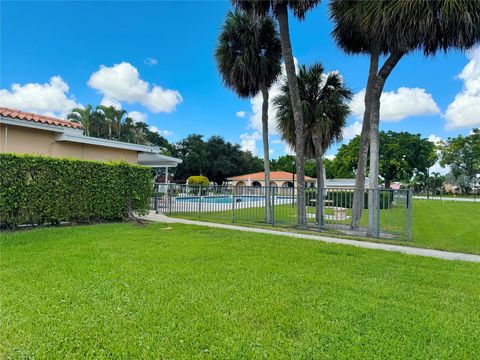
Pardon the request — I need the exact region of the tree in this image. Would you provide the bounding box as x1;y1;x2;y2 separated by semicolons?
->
440;129;480;194
174;134;264;185
215;10;282;223
67;105;95;136
330;0;480;231
233;0;320;226
274;63;352;223
334;132;436;187
275;63;351;187
379;131;436;189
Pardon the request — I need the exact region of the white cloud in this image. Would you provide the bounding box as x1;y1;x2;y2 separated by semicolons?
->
428;134;443;145
160;130;173;137
240;131;261;155
269;149;275;155
271;139;283;145
284;144;295;156
236;111;246;118
342;120;363;140
0;76;80;117
150;126;172;137
430;162;450;176
325;154;336;161
100;97;122;110
445;47;480;129
144;57;158;66
350;87;440;122
88;62;182;113
128;111;147;123
248;59;299;135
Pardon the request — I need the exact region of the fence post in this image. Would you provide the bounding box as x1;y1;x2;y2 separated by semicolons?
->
407;189;413;240
168;184;172;215
271;186;275;227
198;186;202;218
232;188;235;223
318;187;323;232
376;188;381;238
154;183;159;214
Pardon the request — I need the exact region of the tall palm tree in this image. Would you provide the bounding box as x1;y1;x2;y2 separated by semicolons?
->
275;63;352;224
232;0;320;226
67;105;94;136
96;105;126;140
215;10;282;223
330;0;480;232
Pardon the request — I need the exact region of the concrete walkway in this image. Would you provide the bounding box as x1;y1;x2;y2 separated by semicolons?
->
144;212;480;263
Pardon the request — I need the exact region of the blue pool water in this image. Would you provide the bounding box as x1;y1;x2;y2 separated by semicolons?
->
175;195;265;204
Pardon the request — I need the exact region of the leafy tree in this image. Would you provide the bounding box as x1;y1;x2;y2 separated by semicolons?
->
215;10;282;222
270;154;296;173
333;132;436;188
330;0;480;229
233;0;320;225
440;129;480;194
174;134;263;185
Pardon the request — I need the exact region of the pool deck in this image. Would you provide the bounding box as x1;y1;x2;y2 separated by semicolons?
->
144;212;480;263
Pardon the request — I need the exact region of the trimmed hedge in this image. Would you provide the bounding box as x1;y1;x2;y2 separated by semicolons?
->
0;153;152;229
326;190;393;210
187;175;210;186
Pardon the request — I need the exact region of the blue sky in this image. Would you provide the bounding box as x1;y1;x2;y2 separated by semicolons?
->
1;1;479;160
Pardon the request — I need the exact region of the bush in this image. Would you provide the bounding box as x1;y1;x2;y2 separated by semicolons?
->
187;175;209;186
326;190;393;210
0;153;152;229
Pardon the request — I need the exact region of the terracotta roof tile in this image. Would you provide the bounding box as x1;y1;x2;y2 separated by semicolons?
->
228;171;316;181
0;107;83;129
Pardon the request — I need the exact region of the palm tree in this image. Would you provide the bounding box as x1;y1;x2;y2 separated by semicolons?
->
215;10;282;223
275;63;352;224
67;105;94;136
96;105;126;140
232;0;320;226
330;0;480;232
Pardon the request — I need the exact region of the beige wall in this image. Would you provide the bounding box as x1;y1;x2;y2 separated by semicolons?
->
0;123;138;163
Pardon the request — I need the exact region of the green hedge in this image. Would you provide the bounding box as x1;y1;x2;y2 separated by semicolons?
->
325;190;393;210
187;175;210;186
0;153;152;229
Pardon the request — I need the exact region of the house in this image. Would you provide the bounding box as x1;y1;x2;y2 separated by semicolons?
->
0;107;181;179
227;171;316;188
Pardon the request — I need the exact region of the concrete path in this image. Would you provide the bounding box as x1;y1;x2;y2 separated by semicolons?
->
414;196;479;203
144;212;480;263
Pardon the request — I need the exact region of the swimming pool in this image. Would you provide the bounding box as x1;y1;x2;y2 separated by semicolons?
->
175;195;265;204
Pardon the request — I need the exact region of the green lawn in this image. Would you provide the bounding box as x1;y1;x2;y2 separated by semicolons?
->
170;200;480;254
1;223;480;358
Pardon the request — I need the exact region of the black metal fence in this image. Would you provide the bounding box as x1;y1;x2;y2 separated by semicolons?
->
152;184;413;240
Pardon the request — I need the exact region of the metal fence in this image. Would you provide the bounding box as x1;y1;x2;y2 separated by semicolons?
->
152;183;413;240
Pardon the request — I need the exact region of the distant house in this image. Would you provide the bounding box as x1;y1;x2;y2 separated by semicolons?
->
0;107;181;178
227;171;316;188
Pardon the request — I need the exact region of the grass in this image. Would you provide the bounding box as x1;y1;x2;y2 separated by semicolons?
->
1;222;480;358
169;200;480;255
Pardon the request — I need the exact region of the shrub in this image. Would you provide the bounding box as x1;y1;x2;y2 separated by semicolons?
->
0;153;152;229
325;190;393;210
187;175;209;186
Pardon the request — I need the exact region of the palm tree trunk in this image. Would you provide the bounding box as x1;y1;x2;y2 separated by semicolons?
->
351;51;379;230
367;52;404;236
261;85;272;224
276;3;306;226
